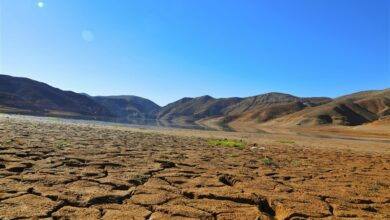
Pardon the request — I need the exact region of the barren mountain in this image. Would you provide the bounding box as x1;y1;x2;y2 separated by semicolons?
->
0;75;163;120
225;93;299;115
157;96;244;123
263;89;390;127
0;74;112;117
2;75;388;129
92;96;161;119
159;93;332;128
223;93;331;122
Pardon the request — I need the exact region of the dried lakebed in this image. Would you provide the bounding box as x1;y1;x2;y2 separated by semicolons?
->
0;117;389;219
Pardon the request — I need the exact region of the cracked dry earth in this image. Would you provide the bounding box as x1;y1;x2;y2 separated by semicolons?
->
0;117;389;220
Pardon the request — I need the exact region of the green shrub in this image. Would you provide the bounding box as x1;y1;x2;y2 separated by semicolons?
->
56;141;70;149
291;160;301;167
5;139;14;144
263;157;276;166
208;140;244;149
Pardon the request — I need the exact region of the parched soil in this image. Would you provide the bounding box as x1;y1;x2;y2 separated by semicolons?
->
0;117;389;219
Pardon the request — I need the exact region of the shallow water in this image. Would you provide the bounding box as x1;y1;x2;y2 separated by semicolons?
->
0;113;206;130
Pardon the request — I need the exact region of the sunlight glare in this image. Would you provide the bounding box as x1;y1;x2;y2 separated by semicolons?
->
37;1;44;8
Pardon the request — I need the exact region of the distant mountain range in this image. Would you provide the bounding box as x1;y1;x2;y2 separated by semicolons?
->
0;75;160;120
1;74;389;130
92;96;160;119
158;93;332;127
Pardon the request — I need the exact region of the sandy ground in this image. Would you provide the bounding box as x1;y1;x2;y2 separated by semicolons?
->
0;116;389;219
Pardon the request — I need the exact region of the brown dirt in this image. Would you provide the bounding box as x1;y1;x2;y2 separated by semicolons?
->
0;116;389;219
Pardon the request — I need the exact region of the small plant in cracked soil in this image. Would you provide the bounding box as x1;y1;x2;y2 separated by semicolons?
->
291;160;301;167
225;153;240;157
56;141;70;149
263;157;277;167
278;140;295;144
207;140;245;149
369;181;389;193
3;139;24;146
369;184;380;193
4;139;14;145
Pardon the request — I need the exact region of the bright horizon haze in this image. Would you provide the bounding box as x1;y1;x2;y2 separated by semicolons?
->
0;0;389;106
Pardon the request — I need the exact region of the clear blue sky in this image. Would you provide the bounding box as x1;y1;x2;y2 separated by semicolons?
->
0;0;389;106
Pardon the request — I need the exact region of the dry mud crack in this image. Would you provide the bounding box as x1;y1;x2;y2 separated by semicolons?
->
0;117;389;219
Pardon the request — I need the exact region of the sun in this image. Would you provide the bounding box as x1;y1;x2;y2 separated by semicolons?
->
37;1;44;8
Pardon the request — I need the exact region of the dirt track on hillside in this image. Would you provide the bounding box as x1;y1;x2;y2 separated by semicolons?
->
0;117;389;219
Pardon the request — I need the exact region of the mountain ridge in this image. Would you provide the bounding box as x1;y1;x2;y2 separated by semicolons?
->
1;74;389;130
92;95;161;119
0;74;112;117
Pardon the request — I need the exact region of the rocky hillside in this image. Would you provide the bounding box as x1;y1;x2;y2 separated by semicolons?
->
92;96;161;119
2;74;388;129
223;93;331;122
157;96;243;123
158;93;332;126
0;75;160;120
264;89;390;127
0;74;112;117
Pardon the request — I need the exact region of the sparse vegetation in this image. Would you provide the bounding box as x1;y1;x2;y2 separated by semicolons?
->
278;140;295;144
5;139;14;145
291;160;301;167
369;183;380;193
263;157;276;166
208;140;244;149
225;153;240;157
56;141;70;149
369;181;388;193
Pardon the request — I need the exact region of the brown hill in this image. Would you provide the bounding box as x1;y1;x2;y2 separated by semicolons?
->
92;95;161;119
159;93;332;128
2;74;387;130
223;93;331;122
263;89;390;127
157;96;243;124
226;93;298;115
0;74;112;117
226;101;307;123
